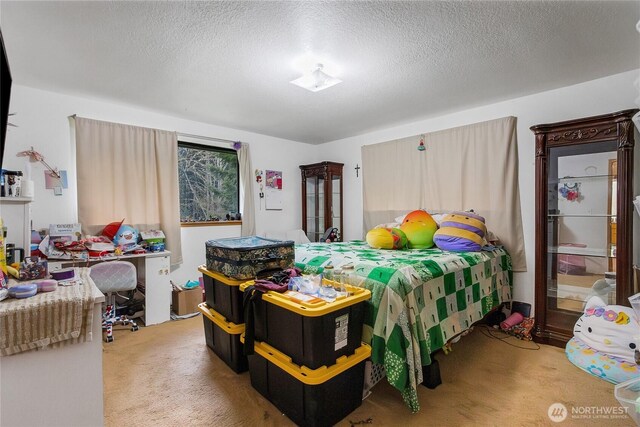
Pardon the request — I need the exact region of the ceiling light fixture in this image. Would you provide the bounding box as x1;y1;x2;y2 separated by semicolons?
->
290;63;342;92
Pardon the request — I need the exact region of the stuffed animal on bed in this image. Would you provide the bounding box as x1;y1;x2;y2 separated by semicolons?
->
433;211;487;252
399;210;438;249
365;209;436;250
565;296;640;384
365;227;408;250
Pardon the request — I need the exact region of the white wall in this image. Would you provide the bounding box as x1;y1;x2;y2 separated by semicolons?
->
2;85;319;285
320;69;640;306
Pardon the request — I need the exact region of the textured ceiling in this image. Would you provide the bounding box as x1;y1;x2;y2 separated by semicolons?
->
1;1;639;144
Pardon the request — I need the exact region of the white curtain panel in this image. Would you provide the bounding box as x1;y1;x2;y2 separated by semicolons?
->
75;117;183;265
237;143;256;236
362;116;526;271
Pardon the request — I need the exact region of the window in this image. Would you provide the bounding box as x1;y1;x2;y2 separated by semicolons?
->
178;142;239;223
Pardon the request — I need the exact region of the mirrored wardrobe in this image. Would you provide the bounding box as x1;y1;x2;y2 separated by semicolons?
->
531;109;639;347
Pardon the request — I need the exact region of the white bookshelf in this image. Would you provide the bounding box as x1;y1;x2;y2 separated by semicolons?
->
0;196;33;258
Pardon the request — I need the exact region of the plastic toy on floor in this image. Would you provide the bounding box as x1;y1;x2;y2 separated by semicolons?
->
102;303;139;342
566;296;640;384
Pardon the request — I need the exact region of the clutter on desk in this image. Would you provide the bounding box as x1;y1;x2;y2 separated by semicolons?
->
55;276;83;287
110;224;150;255
84;235;116;257
50;223;82;241
36;279;58;292
50;268;75;281
5;264;19;279
140;229;165;252
113;224;138;249
9;256;48;281
34;221;167;261
0;264;90;302
8;284;38;299
30;229;43;258
0;256;53;299
42;223;86;260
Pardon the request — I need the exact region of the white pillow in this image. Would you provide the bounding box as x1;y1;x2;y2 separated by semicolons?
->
431;214;447;226
394;213;410;223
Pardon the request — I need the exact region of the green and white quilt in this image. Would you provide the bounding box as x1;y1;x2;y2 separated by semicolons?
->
295;240;512;413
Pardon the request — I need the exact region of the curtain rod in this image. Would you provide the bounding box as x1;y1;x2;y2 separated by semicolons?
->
176;132;240;146
70;115;241;146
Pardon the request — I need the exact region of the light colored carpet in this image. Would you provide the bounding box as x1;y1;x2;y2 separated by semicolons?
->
103;316;632;426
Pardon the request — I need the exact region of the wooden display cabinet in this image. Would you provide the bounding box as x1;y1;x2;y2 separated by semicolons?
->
300;161;344;242
530;109;638;347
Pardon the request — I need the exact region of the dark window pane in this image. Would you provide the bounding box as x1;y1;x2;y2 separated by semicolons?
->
178;142;239;222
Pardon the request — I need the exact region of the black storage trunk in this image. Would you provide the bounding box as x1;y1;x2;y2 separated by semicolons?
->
199;266;245;324
205;236;295;280
245;338;371;427
198;303;247;374
253;291;370;369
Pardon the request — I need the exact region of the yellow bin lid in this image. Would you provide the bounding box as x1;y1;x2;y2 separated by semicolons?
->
239;280;371;317
198;265;246;287
197;303;245;335
240;334;371;385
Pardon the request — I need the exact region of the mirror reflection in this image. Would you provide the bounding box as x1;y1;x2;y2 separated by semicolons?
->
549;151;617;313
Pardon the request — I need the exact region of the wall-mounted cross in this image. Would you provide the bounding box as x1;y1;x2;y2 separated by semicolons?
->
355;164;361;177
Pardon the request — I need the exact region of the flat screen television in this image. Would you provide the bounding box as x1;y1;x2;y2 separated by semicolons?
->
1;28;12;169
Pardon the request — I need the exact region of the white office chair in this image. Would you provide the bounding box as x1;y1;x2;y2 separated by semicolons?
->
90;261;139;342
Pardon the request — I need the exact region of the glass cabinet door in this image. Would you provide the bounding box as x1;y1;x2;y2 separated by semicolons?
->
305;175;324;242
546;141;618;331
331;174;341;240
301;162;344;242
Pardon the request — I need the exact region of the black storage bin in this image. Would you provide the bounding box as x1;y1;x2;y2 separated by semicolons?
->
205;236;294;280
244;337;371;427
242;282;370;369
199;265;245;324
198;303;247;373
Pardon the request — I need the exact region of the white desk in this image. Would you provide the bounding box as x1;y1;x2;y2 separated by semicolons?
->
0;269;105;427
48;251;172;326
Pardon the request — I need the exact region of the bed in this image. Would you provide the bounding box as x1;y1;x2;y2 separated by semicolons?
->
295;240;513;412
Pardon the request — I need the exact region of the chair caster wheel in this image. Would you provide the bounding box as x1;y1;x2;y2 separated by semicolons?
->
131;325;139;332
105;336;114;343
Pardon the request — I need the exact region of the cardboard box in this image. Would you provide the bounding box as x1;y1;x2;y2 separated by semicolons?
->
172;288;203;315
49;223;82;242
